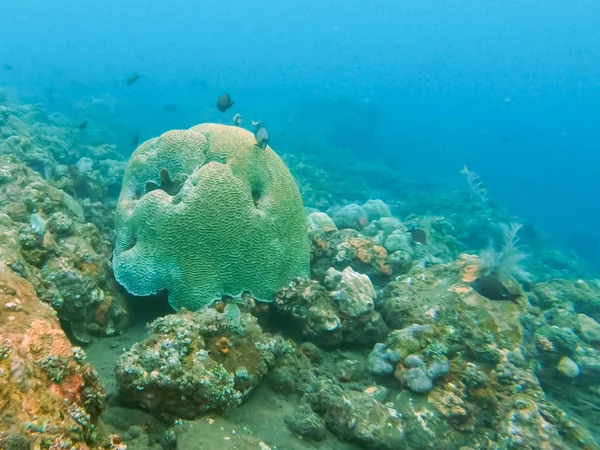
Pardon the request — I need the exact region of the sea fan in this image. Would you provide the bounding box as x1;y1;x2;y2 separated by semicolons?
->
478;223;532;282
459;165;488;202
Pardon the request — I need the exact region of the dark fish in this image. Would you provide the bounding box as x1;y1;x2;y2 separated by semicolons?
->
127;73;141;86
77;120;88;130
216;93;234;112
472;275;519;303
163;104;180;112
410;228;427;244
131;132;140;149
3;63;13;71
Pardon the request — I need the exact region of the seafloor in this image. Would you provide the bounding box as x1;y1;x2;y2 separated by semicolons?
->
0;91;599;450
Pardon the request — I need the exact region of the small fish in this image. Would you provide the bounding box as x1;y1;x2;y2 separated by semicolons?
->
3;63;13;71
127;73;141;86
471;275;519;304
163;104;180;112
254;122;269;149
233;113;242;126
216;93;234;112
77;120;88;130
131;132;140;149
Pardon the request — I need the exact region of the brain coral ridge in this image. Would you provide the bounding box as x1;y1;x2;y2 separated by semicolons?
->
113;123;310;311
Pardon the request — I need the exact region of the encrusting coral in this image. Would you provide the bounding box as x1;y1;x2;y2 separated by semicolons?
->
113;123;310;311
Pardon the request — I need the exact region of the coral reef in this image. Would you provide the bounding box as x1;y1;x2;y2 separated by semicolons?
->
113;123;310;311
0;272;108;449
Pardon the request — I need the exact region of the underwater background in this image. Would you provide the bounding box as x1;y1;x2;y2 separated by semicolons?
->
2;1;600;449
2;0;599;269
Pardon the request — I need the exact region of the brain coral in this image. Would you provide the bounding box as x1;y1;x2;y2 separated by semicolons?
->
113;123;309;310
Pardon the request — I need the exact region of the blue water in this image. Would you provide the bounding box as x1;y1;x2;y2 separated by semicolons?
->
2;0;599;267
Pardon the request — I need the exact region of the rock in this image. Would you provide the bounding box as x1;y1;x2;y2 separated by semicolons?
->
75;156;94;174
386;324;435;359
308;382;405;449
556;356;580;378
331;204;368;230
299;341;324;364
404;354;426;368
578;313;600;344
428;358;451;379
384;229;412;253
0;272;106;448
376;217;405;235
387;250;412;273
400;367;433;393
363;199;392;221
363;385;390;403
335;359;363;382
325;267;376;317
368;343;402;375
307;211;337;232
275;278;343;347
284;404;327;441
115;309;277;420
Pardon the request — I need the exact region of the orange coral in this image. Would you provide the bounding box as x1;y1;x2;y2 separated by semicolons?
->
356;246;373;263
25;318;73;358
216;337;229;354
49;373;84;404
312;233;330;252
379;262;393;276
79;261;99;275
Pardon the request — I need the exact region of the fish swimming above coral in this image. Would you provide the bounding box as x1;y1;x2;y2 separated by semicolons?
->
77;120;88;130
253;120;269;149
233;113;242;126
216;93;234;112
471;275;520;304
460;164;488;202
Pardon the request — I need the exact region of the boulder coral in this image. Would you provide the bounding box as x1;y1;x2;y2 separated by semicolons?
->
113;123;310;311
